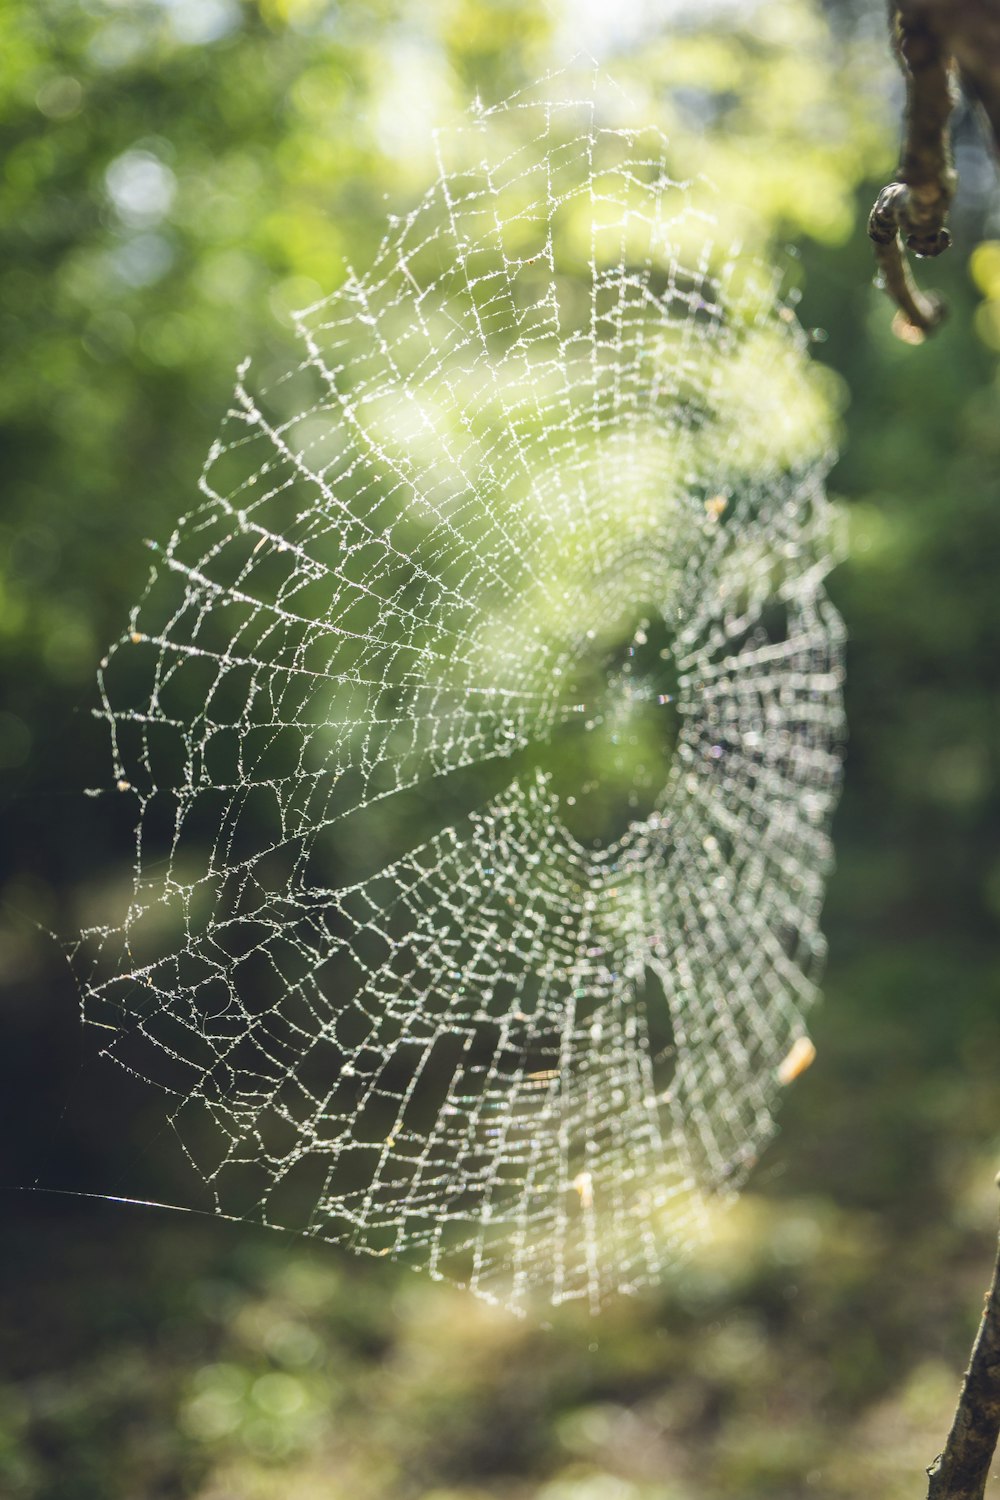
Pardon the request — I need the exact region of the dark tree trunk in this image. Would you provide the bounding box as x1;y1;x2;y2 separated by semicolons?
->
925;1188;1000;1500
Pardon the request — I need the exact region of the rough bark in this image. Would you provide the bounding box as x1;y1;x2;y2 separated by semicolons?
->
926;1185;1000;1500
871;1;1000;335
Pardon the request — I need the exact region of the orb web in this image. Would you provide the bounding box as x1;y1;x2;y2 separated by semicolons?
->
75;74;845;1313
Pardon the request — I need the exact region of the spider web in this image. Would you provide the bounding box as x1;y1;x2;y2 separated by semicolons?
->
75;73;845;1313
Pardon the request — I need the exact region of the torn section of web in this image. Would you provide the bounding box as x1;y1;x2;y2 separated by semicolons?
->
73;68;844;1314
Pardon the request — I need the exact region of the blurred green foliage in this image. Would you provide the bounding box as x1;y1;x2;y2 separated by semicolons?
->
3;0;1000;1497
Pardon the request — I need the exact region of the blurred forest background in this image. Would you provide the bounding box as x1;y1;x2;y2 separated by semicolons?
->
3;0;1000;1497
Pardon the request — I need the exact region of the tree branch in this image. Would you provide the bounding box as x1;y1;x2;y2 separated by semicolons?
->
926;1181;1000;1500
869;2;958;336
868;185;947;335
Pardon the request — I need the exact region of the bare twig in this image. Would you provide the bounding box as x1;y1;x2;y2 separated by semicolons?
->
868;185;947;334
926;1180;1000;1500
869;3;957;336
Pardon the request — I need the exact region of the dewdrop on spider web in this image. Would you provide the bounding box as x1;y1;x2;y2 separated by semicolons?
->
72;68;844;1315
